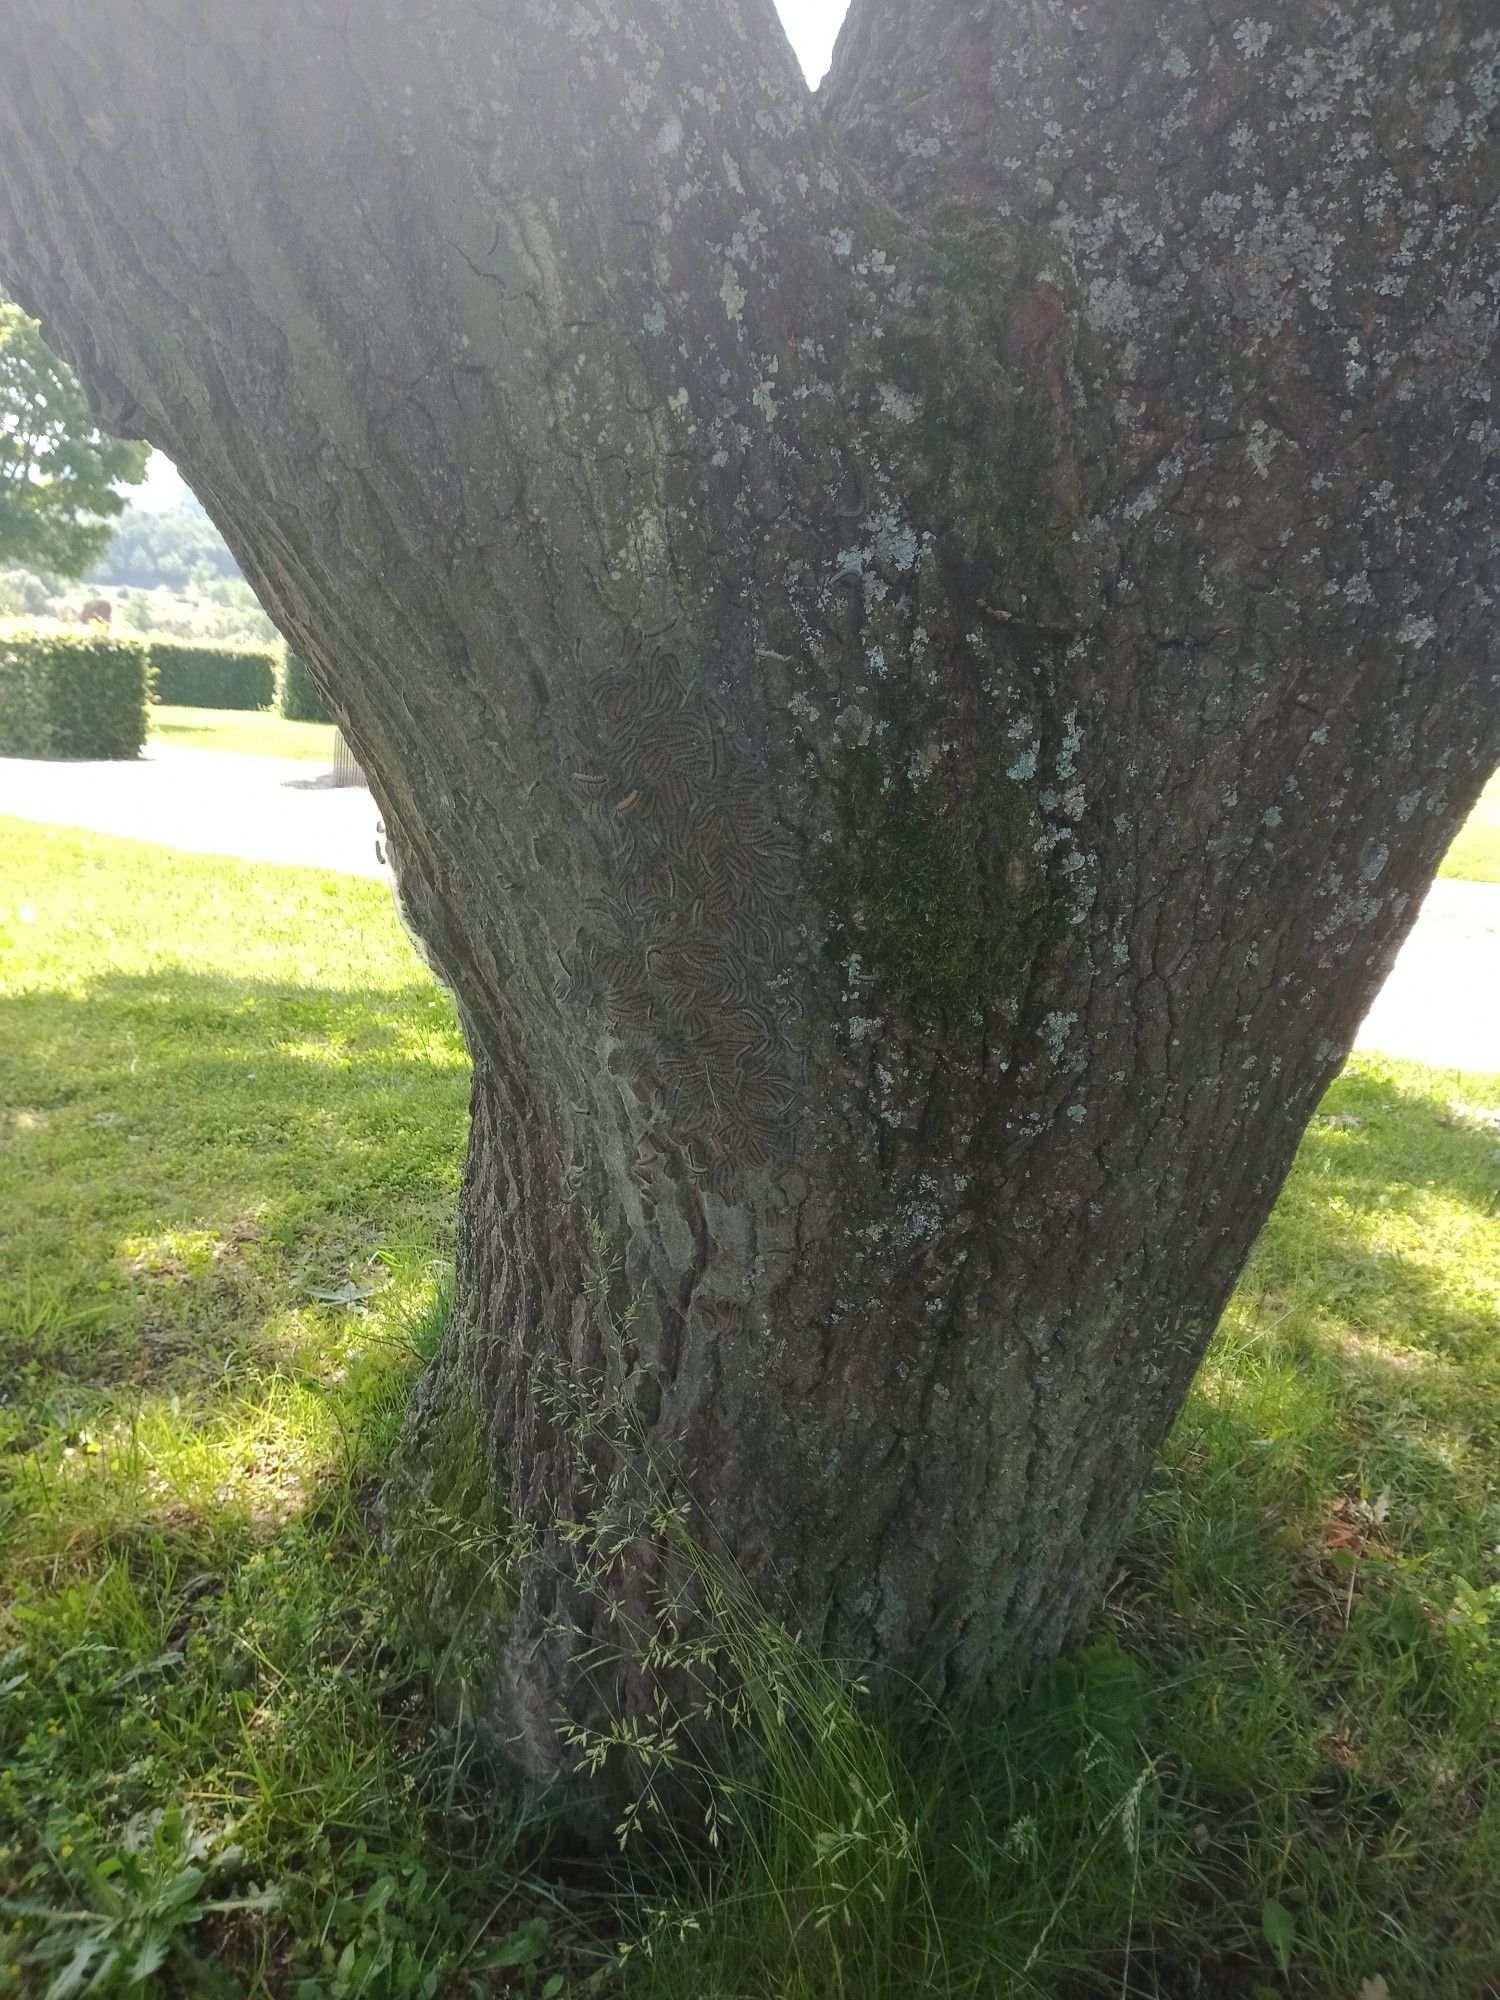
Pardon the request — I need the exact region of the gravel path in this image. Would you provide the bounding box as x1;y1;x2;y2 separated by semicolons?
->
2;747;1496;1073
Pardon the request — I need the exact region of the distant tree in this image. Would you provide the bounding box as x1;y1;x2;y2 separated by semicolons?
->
0;300;147;576
0;565;54;618
88;502;242;591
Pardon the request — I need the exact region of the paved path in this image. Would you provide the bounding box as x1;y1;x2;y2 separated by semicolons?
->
1354;876;1500;1075
2;747;1496;1073
1;745;383;878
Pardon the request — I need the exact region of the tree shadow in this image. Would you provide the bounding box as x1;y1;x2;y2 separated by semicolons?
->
1119;1060;1499;1736
0;965;469;1421
1252;1060;1500;1367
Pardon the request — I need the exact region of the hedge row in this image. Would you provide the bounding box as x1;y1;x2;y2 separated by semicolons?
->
150;639;277;711
0;628;153;760
280;650;332;723
0;628;333;759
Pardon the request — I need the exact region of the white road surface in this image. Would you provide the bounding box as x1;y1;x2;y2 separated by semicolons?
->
1354;875;1500;1076
1;745;383;879
2;747;1496;1074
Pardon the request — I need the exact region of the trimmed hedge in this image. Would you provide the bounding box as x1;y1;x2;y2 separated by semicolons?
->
280;650;332;723
150;639;276;711
0;627;152;760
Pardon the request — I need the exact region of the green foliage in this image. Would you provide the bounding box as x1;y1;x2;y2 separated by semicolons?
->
0;566;56;619
88;501;241;592
0;302;147;578
149;638;276;712
0;1806;276;2000
0;821;1496;1998
114;578;278;649
281;652;333;724
0;627;151;759
614;1638;1167;2000
0;565;277;648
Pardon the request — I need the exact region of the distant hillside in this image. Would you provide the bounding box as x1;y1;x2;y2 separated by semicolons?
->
87;500;243;591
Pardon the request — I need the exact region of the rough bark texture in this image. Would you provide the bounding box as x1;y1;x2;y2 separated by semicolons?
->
1;0;1494;1802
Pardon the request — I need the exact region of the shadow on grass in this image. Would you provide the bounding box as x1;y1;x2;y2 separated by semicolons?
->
1089;1063;1500;1997
0;966;469;1382
0;968;525;2000
0;961;470;1598
1146;1061;1498;1579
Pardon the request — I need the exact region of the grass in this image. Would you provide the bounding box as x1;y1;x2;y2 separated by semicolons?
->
1441;770;1500;886
148;706;338;763
1;816;1497;1997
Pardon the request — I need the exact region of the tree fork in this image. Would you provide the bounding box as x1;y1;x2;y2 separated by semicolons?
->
1;0;1494;1799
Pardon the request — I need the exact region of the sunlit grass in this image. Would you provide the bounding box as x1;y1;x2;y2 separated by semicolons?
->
1440;767;1500;883
1;817;1496;1997
149;705;338;762
0;821;506;1996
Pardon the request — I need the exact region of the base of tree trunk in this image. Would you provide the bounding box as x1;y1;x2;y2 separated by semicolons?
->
377;1060;1201;1815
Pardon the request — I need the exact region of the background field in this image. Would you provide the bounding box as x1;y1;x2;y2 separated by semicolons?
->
148;705;338;762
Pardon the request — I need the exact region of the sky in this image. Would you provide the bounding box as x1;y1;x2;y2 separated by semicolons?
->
775;0;849;84
132;451;189;513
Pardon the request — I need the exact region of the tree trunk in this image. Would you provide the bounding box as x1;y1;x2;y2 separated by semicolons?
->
1;0;1494;1802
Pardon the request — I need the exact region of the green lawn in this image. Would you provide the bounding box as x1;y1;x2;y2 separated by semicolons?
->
149;705;337;762
1;819;1496;1998
1441;769;1500;885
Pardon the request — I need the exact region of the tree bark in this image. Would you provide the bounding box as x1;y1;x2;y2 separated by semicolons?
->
1;0;1494;1801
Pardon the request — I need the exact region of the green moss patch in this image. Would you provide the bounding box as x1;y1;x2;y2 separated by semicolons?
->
832;733;1063;1024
